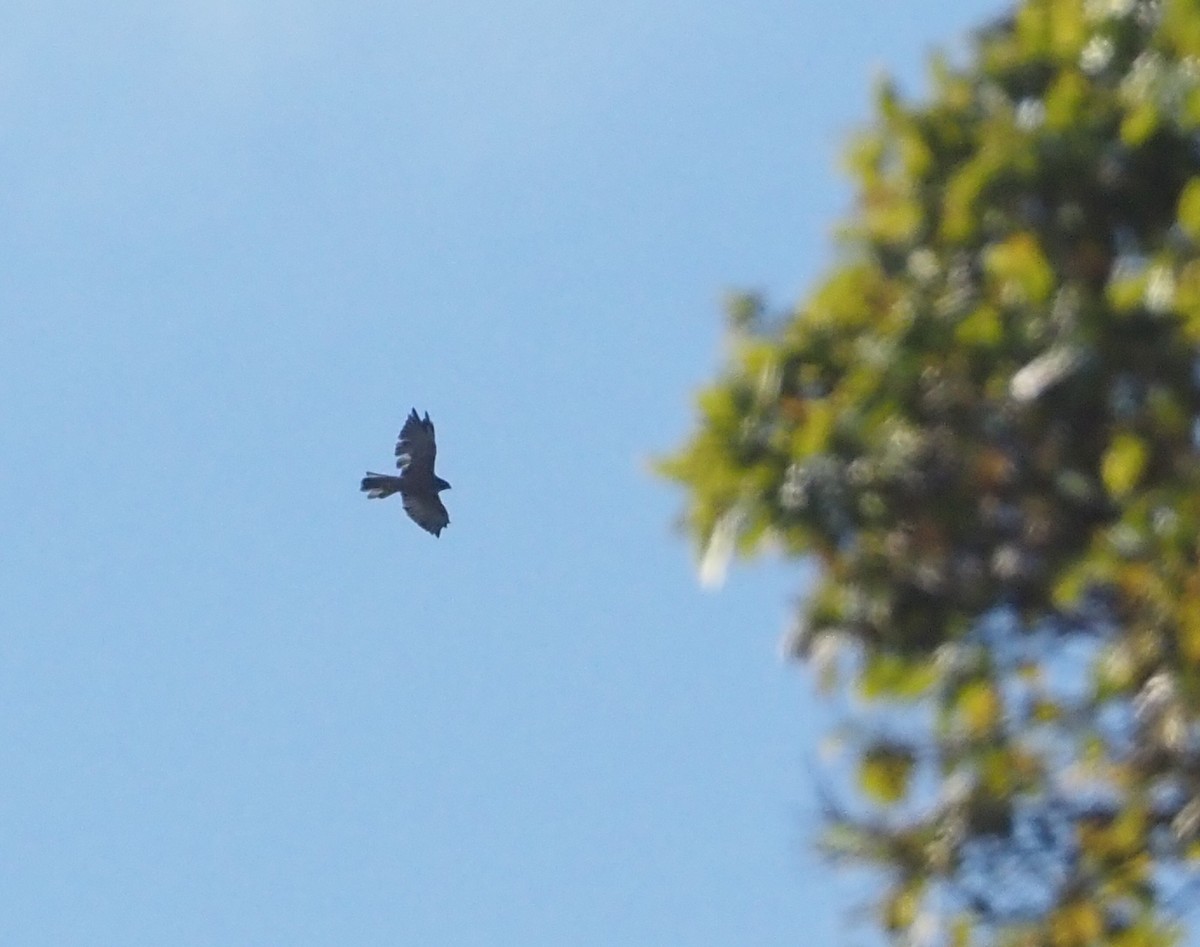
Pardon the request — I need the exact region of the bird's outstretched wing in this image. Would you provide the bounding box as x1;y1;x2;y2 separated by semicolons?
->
402;491;450;537
395;408;437;476
364;407;450;537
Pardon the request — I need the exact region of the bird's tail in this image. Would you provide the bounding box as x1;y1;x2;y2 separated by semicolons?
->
361;472;403;499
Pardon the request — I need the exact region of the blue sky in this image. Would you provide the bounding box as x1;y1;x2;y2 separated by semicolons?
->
2;2;1000;944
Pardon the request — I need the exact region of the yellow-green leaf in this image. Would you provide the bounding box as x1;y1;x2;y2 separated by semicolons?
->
859;652;937;701
883;883;922;932
1101;432;1149;498
955;304;1003;347
859;747;915;805
1121;100;1161;146
1179;597;1200;662
957;680;1002;737
1051;899;1103;947
1178;178;1200;242
1045;70;1088;130
985;233;1054;304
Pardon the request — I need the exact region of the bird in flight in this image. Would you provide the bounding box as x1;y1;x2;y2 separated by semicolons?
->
361;409;451;537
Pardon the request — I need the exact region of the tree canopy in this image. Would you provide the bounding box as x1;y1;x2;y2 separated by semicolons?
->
659;1;1200;943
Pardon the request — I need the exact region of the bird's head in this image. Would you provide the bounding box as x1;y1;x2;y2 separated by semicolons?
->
435;477;452;492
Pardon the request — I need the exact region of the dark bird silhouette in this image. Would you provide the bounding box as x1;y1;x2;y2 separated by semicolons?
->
361;409;451;537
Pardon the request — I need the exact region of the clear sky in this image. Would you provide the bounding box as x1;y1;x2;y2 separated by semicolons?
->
3;2;1000;944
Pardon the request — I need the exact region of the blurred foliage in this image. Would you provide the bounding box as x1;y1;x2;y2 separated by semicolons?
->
659;0;1200;943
